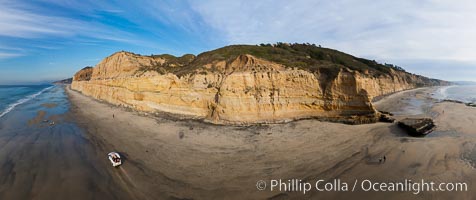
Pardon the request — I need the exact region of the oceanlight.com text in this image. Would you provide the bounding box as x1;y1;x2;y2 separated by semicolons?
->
256;179;468;195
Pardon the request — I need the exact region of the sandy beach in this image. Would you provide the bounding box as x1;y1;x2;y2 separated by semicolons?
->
64;85;475;199
0;85;473;200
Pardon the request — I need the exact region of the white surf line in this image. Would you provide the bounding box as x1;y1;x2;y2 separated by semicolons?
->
435;85;455;100
0;86;54;118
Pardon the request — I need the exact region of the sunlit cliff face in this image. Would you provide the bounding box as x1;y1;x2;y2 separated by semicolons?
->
72;49;448;125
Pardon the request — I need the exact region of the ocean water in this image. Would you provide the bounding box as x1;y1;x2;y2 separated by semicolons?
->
435;85;476;103
0;85;53;118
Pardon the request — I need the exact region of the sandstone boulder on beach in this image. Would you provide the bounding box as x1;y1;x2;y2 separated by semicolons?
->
398;118;435;136
466;103;476;107
378;111;395;123
440;99;476;108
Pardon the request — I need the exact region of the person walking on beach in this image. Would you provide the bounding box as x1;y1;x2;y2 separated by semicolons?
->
113;114;115;118
383;155;386;163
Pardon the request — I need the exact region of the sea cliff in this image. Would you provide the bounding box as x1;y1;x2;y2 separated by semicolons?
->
71;44;448;124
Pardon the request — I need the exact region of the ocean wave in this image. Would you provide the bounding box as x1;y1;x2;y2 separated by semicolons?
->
0;86;54;118
434;85;455;100
434;85;476;104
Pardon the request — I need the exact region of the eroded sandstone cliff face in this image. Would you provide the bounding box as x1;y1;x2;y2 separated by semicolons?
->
71;45;447;124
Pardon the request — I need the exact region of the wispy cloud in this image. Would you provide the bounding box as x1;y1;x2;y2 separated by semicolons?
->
190;0;476;62
1;0;475;82
0;52;23;59
0;45;23;51
0;0;223;84
0;6;71;38
0;0;222;58
0;0;145;58
0;44;25;59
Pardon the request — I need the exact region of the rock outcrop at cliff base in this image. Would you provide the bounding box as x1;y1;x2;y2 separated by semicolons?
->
71;44;449;124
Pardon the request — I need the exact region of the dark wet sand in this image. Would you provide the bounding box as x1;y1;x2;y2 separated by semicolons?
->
0;86;135;200
40;103;58;108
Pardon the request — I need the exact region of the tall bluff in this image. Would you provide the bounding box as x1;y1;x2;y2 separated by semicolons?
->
72;51;444;124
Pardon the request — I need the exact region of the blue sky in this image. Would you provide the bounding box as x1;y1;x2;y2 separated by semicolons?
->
1;0;475;84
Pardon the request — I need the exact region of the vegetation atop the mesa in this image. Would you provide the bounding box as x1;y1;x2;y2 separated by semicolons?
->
149;53;196;66
134;43;408;77
136;54;196;75
187;43;406;75
81;66;93;70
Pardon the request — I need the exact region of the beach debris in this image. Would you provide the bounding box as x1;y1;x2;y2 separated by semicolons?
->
398;118;435;136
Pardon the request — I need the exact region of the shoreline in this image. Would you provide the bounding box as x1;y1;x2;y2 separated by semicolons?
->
65;85;476;199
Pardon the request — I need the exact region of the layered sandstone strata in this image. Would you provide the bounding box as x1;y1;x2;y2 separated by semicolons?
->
71;46;447;124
